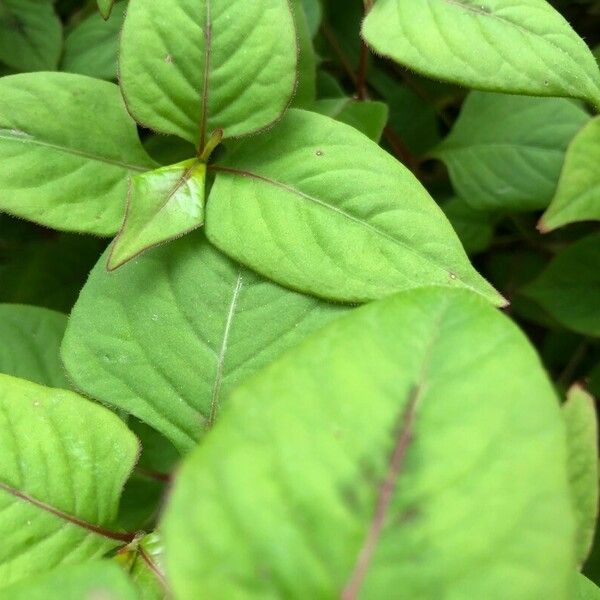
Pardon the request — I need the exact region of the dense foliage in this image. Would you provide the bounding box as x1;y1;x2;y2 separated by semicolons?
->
0;0;599;598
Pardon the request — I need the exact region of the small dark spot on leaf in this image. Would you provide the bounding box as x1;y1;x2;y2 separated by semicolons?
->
165;54;173;64
315;150;324;157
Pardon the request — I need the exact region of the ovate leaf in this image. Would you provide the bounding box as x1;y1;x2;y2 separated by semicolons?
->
540;116;600;231
62;233;347;453
108;160;206;271
0;304;70;388
97;0;116;20
563;385;599;565
0;374;139;587
3;561;138;600
206;109;503;305
313;98;389;141
362;0;600;108
163;287;575;599
62;1;126;80
433;92;589;212
0;73;156;235
0;0;62;72
119;0;297;147
524;233;600;336
577;574;600;600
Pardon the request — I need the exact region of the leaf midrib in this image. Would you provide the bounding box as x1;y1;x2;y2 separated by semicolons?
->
0;479;134;543
209;165;464;286
0;128;150;172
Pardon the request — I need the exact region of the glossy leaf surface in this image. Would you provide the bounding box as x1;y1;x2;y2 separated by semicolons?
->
163;287;574;599
0;374;139;587
362;0;600;107
0;73;156;235
62;233;347;453
206;109;502;305
119;0;297;147
108;159;206;270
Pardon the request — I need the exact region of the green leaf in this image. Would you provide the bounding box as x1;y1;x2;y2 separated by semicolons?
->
0;374;139;588
2;561;138;600
432;92;589;212
0;73;156;235
97;0;116;20
119;0;297;148
0;304;70;389
62;1;126;80
163;287;575;599
0;0;62;72
563;385;599;565
206;109;503;305
301;0;322;37
313;98;389;141
540;116;600;231
524;233;600;336
115;533;166;600
442;197;497;255
291;0;317;108
108;160;206;271
577;574;600;600
62;232;347;453
361;0;600;108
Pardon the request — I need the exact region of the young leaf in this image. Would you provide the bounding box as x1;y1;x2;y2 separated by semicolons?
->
62;233;347;453
540;117;600;231
0;73;156;235
577;574;600;600
0;374;139;588
0;0;62;72
2;561;138;600
563;385;599;566
432;92;589;212
0;304;70;389
163;287;575;599
291;0;317;108
301;0;322;37
62;1;126;80
312;98;389;142
524;233;600;336
119;0;297;148
361;0;600;108
206;109;503;305
108;159;207;271
97;0;116;20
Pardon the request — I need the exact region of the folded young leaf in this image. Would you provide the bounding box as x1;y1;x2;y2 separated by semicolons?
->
163;287;575;599
312;98;389;142
524;233;600;336
2;561;138;600
540;117;600;231
115;532;167;599
362;0;600;108
119;0;297;148
0;304;70;389
62;232;347;453
108;160;206;271
577;574;600;600
563;385;599;566
0;374;139;588
432;92;589;212
97;0;116;20
62;2;126;80
0;73;156;235
206;109;503;305
0;0;62;72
